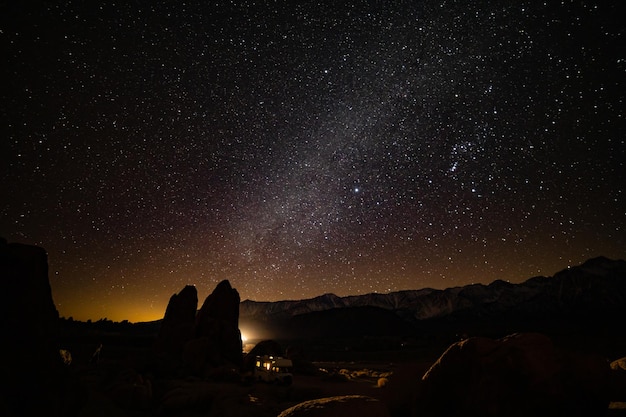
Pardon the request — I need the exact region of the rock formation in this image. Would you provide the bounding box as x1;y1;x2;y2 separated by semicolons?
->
104;368;152;411
285;343;317;375
191;279;242;368
419;332;611;417
155;285;198;356
0;238;79;416
157;280;243;377
0;238;59;341
609;357;626;402
277;395;390;417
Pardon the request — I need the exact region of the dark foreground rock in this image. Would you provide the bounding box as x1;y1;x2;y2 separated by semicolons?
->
190;279;242;370
609;357;626;402
0;238;81;416
419;332;610;417
155;285;198;356
156;280;243;378
277;395;390;417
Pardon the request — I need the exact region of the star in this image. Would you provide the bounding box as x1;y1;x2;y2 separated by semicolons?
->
1;0;623;322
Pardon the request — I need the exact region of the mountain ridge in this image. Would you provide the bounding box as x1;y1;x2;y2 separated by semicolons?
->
239;256;626;323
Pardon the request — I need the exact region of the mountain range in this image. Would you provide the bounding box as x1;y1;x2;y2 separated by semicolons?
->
239;257;626;340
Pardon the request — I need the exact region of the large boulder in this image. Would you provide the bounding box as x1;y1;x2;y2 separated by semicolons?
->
182;280;242;374
157;280;244;378
612;357;626;372
104;368;152;411
182;336;216;375
155;285;198;356
0;238;80;416
286;343;318;375
195;280;240;334
609;357;626;401
419;332;610;417
277;395;390;417
0;239;59;346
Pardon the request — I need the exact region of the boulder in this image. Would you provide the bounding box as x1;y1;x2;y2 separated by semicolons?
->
105;369;152;410
609;357;626;401
419;332;610;417
611;357;626;372
277;395;390;417
155;285;198;356
286;343;317;375
0;239;59;347
378;362;426;417
193;280;242;368
182;336;215;375
0;239;81;416
157;280;244;378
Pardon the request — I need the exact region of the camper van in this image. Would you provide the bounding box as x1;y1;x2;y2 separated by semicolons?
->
254;355;293;385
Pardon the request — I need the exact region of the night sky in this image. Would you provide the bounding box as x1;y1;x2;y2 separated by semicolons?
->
2;1;624;322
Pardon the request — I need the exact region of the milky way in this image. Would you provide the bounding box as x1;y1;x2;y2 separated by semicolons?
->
2;1;624;321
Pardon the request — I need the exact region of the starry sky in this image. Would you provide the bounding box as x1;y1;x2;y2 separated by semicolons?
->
2;1;624;322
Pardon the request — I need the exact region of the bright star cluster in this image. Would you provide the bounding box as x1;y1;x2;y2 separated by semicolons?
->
2;1;624;322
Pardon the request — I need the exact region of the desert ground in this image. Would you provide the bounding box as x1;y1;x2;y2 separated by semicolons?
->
60;334;433;417
3;242;625;417
58;329;626;417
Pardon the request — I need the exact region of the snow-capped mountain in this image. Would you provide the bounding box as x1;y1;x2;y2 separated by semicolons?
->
240;257;626;323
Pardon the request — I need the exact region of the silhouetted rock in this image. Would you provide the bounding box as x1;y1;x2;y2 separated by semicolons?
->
419;333;610;417
196;280;240;332
277;395;390;417
104;368;152;410
182;336;213;375
176;280;242;376
155;285;198;356
194;280;242;366
0;240;59;342
609;357;626;401
611;357;626;371
155;280;243;378
286;343;317;375
0;239;81;416
378;362;426;417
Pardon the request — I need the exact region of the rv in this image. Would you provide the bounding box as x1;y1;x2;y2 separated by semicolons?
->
254;355;293;385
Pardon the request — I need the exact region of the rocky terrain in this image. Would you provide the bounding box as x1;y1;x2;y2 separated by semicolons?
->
2;237;626;416
0;238;82;416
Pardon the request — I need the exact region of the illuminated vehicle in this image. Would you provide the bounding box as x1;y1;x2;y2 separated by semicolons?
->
254;355;293;385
